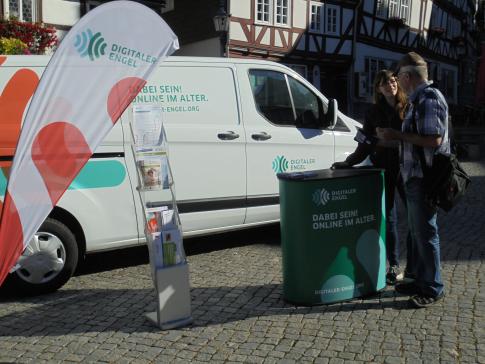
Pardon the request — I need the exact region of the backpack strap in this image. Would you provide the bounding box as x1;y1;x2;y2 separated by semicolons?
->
410;100;428;171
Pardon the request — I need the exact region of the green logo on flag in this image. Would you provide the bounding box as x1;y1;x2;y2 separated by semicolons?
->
74;29;107;61
272;155;289;173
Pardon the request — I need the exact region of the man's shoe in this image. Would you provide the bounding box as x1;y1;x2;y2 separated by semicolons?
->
395;281;421;296
409;292;445;308
386;265;400;285
403;269;415;279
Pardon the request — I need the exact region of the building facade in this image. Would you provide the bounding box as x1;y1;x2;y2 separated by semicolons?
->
0;0;171;39
1;0;480;120
169;0;480;119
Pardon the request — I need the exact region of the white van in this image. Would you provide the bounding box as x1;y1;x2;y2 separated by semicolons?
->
0;55;359;294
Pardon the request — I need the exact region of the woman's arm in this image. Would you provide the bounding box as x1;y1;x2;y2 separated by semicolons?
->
344;143;372;165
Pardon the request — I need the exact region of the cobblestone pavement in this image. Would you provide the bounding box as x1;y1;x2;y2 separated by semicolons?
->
0;161;484;364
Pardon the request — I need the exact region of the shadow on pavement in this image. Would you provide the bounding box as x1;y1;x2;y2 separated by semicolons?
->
0;285;412;337
74;223;281;276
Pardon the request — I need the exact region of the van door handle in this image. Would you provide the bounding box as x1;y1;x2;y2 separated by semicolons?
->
217;131;240;140
251;132;272;141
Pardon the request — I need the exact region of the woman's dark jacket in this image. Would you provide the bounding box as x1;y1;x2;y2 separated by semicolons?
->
346;100;404;208
346;99;402;171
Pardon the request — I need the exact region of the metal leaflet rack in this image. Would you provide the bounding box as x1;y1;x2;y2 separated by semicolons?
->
129;104;192;330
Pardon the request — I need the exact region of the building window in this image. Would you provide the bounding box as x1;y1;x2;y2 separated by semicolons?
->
86;1;101;11
310;2;323;33
325;5;339;35
388;0;398;18
255;0;291;26
399;0;410;23
286;64;308;79
161;0;174;13
6;0;36;22
364;57;396;96
430;4;440;28
441;69;455;100
275;0;289;26
256;0;271;23
376;0;388;18
375;0;411;23
428;62;441;83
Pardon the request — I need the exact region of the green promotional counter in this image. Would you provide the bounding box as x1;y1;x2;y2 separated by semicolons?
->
278;168;386;305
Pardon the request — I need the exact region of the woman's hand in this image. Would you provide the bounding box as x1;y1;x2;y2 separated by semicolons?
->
331;161;351;169
376;127;400;141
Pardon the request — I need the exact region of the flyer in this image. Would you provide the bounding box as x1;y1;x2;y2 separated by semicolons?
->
132;104;164;150
137;152;169;190
146;206;169;233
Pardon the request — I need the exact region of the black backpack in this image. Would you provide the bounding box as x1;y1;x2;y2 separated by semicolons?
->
411;88;471;211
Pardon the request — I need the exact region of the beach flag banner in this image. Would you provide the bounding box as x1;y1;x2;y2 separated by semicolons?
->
0;0;179;286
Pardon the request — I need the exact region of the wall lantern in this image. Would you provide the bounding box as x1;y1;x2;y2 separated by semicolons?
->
213;6;229;33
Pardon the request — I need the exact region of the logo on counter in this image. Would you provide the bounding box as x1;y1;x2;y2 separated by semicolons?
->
313;188;330;206
313;187;357;207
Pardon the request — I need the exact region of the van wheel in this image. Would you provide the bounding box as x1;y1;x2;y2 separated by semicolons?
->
5;218;78;296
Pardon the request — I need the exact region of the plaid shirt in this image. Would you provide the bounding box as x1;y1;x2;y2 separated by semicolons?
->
400;81;450;183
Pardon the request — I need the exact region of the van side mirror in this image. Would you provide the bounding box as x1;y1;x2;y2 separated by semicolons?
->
323;99;338;128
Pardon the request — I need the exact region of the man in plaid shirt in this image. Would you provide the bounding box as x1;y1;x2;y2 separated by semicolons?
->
376;52;449;308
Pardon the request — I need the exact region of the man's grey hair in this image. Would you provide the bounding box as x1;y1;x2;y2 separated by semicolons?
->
396;52;428;80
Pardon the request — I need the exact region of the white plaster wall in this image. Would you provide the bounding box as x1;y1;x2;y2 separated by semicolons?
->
309;37;317;52
230;21;247;42
363;0;374;13
275;33;283;47
42;0;80;27
343;8;353;35
325;38;339;54
296;34;306;50
293;0;307;29
260;30;270;45
340;40;351;55
229;0;250;19
373;19;384;37
174;38;220;57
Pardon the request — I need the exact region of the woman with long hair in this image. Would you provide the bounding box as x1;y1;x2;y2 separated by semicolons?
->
332;69;408;284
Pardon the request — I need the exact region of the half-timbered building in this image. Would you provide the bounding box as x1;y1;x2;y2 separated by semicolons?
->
167;0;479;118
1;0;479;118
353;0;479;117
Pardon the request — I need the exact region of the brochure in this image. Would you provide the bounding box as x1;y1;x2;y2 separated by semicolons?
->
161;228;183;266
161;209;177;229
132;104;164;149
137;152;169;190
151;232;164;269
146;206;169;233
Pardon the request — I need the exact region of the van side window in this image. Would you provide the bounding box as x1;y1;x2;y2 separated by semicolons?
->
249;70;294;125
249;70;325;129
287;77;324;128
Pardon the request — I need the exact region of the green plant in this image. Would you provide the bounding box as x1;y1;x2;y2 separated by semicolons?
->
0;18;58;54
0;37;28;54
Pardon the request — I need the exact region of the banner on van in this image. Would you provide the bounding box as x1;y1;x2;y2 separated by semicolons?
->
0;1;179;285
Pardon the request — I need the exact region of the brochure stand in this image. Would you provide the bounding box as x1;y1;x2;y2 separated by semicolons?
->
129;104;192;330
